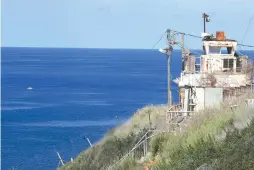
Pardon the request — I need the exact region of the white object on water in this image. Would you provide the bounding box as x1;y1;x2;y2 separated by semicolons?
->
27;87;33;90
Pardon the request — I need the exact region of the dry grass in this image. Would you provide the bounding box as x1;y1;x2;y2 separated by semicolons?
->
61;90;254;170
59;105;168;170
153;104;254;170
112;105;168;137
149;91;254;169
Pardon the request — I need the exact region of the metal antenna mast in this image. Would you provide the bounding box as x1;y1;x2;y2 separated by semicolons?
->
202;13;210;33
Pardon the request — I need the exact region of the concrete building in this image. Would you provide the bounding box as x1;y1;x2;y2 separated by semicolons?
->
174;31;251;113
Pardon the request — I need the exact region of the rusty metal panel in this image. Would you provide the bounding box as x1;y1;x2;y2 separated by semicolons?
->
216;31;225;40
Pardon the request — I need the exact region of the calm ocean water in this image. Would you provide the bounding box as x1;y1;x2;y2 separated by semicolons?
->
1;47;253;170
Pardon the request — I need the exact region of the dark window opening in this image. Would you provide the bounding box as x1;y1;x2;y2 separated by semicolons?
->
223;59;234;69
236;57;242;72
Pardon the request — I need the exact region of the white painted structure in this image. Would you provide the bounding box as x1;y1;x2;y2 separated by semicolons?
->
193;87;223;111
175;32;251;112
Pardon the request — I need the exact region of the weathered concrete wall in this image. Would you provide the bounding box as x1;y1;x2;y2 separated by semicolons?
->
204;88;223;108
195;88;205;111
209;58;223;72
195;87;223;111
178;73;248;88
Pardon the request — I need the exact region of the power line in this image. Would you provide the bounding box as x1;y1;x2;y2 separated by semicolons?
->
241;13;254;45
167;29;202;39
152;28;254;50
152;32;166;49
169;29;254;48
238;43;254;48
237;13;254;53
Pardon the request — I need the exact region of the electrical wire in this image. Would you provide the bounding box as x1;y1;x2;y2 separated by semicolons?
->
169;29;254;48
238;43;254;48
152;28;254;50
236;13;254;55
168;29;202;39
241;13;254;46
152;32;166;49
176;43;203;56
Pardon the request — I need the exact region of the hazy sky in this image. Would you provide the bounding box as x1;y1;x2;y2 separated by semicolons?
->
2;0;254;49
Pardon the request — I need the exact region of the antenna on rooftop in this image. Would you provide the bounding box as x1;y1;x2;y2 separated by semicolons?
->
202;13;210;33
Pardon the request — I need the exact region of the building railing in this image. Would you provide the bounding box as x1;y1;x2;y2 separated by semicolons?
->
166;104;196;132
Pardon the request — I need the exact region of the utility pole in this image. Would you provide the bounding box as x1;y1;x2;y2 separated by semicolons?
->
166;30;176;106
167;46;172;106
159;29;176;106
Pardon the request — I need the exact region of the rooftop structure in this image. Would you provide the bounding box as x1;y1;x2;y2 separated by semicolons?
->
178;30;251;112
160;13;254;127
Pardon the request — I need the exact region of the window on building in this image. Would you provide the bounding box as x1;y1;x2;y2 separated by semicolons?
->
223;59;234;69
236;57;242;72
209;47;221;54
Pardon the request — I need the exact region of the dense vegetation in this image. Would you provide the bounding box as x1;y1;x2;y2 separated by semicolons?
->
60;129;148;170
60;95;254;170
60;105;167;170
154;118;254;170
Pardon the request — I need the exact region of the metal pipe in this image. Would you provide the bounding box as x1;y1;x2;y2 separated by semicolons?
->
86;137;93;147
57;152;65;166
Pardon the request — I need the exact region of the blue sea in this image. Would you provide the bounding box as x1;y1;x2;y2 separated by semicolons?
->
1;47;253;170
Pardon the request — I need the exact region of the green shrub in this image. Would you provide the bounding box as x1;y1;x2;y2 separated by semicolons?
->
154;118;254;170
60;128;150;170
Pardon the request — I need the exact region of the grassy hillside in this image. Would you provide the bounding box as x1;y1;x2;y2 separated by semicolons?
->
152;104;254;170
60;93;254;170
59;105;167;170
